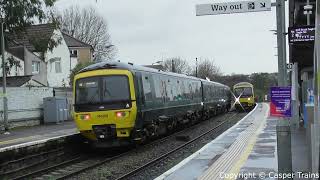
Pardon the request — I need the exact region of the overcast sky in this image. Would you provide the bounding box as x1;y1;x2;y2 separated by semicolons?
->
55;0;280;75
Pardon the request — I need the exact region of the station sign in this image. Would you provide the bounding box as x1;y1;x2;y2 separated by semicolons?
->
270;87;292;117
288;26;315;43
196;0;271;16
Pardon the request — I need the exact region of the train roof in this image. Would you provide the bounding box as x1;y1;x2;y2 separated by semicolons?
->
78;60;230;88
201;79;229;88
233;82;253;88
79;60;201;79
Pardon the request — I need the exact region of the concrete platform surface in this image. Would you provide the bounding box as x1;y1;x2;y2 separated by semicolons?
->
155;103;278;180
0;121;78;152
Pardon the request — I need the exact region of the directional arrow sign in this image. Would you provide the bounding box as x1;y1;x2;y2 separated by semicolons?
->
196;0;271;16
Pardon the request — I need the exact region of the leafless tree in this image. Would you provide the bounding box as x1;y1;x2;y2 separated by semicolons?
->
195;59;222;80
162;57;191;74
58;6;116;61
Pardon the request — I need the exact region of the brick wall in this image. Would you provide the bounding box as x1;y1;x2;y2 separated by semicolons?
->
0;87;53;130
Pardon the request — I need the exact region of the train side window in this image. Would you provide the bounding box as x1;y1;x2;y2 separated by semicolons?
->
207;85;210;100
213;86;217;99
166;77;174;101
179;79;185;100
159;76;168;102
142;74;152;101
153;75;162;99
184;80;190;100
193;81;199;100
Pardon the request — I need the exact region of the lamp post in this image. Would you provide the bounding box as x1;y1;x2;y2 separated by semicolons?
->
195;58;198;77
171;59;175;73
1;19;8;134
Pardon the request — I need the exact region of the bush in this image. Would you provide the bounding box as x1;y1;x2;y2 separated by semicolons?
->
69;61;94;87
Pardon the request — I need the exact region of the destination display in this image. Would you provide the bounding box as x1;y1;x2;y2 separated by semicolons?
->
270;87;292;117
288;26;315;43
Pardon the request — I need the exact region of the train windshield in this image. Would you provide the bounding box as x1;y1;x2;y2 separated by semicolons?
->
75;76;130;105
234;87;253;97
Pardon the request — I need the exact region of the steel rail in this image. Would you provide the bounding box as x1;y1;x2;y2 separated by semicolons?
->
12;155;84;180
13;112;237;180
56;113;238;180
56;112;238;180
116;113;238;180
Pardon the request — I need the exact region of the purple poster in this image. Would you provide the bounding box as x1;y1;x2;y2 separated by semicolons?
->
270;87;292;117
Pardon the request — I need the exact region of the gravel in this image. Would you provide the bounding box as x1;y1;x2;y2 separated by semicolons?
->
68;112;247;180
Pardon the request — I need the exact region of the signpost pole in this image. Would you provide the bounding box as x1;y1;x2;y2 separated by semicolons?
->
314;0;320;174
275;0;292;176
195;0;292;174
291;63;299;129
276;0;287;86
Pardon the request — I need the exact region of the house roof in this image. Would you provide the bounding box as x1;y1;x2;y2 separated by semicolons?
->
0;76;32;87
0;76;46;87
8;24;56;52
62;32;93;49
7;46;25;60
6;46;42;63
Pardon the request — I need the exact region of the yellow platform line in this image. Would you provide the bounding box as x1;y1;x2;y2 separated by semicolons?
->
0;135;41;146
225;105;269;180
199;105;263;180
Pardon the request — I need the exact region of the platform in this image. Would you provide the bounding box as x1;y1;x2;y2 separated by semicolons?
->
156;103;280;180
0;121;78;153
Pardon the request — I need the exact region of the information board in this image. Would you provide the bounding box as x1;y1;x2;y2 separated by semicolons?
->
270;87;292;117
196;0;271;16
288;26;315;43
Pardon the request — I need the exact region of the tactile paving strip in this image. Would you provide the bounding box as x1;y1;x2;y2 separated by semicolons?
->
199;104;268;180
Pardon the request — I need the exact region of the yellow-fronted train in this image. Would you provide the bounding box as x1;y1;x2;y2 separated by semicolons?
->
73;61;232;148
233;82;255;112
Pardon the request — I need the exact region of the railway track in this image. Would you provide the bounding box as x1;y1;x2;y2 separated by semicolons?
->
0;146;81;180
10;112;240;180
116;113;238;180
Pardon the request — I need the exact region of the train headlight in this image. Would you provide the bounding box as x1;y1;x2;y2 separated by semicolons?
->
80;114;90;120
116;111;126;118
248;98;251;101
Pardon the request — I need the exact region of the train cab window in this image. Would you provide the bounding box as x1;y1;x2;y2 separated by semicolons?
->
234;87;253;97
75;76;130;105
76;77;100;104
102;76;130;102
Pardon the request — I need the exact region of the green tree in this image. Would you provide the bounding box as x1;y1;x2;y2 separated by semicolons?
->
1;0;59;56
0;0;56;33
58;6;116;61
69;61;95;87
1;0;60;73
194;59;222;81
162;57;191;74
4;56;21;76
250;73;277;101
